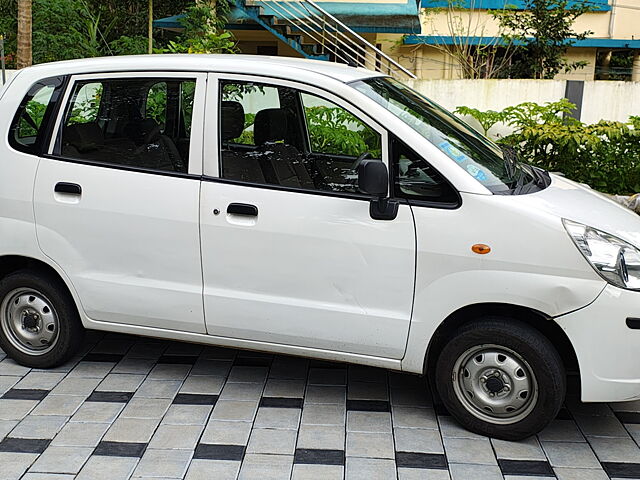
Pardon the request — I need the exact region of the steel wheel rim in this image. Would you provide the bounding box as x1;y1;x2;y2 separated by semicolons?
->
452;344;539;425
0;288;60;356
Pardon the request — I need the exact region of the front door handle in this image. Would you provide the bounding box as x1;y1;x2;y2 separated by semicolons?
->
227;203;258;216
54;182;82;195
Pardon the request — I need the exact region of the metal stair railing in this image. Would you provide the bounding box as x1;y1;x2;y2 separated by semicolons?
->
251;0;416;79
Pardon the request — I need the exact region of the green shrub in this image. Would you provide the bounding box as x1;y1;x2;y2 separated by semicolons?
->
455;101;640;195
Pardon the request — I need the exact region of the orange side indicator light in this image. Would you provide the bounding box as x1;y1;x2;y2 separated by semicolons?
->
472;244;491;255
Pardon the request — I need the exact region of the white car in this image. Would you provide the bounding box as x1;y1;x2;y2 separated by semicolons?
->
0;55;638;440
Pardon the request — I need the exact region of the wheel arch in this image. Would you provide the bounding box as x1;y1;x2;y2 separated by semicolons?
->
423;302;579;392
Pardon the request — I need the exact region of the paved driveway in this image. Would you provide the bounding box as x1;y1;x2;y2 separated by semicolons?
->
0;331;639;480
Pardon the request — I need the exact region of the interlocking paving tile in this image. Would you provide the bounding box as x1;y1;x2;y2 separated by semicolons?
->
4;336;640;479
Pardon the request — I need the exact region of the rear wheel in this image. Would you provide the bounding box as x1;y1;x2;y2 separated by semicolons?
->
0;270;84;368
435;317;565;440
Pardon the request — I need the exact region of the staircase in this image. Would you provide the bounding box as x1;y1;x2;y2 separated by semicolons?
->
234;0;416;80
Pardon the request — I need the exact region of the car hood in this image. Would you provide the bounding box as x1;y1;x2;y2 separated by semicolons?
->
511;174;640;248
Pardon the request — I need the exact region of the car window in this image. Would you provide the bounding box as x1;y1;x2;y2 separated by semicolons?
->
57;77;196;174
392;137;459;206
219;80;381;195
10;76;65;154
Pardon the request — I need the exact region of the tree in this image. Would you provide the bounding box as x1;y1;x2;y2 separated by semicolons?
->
494;0;594;79
421;0;519;79
16;0;31;68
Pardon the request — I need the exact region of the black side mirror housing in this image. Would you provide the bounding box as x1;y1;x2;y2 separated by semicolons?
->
357;159;399;221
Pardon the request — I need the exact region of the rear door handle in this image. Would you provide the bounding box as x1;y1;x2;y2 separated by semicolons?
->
227;203;258;216
54;182;82;195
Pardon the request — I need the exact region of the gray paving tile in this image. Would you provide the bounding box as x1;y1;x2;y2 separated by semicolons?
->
9;415;68;439
120;397;172;419
29;446;93;474
346;431;395;459
574;414;628;437
392;406;438;430
69;401;125;423
492;436;546;460
449;463;502;480
103;417;161;443
390;387;432;407
611;400;640;412
301;404;346;425
537;419;585;442
0;376;20;396
148;424;204;450
190;359;233;376
347;411;391;433
588;435;640;462
254;407;301;429
0;452;38;480
31;395;84;416
554;467;609;480
394;427;444;454
227;366;268;384
308;368;346;386
219;382;264;401
211;400;259;421
297;423;345;450
0;420;18;442
112;357;157;375
201;419;253;445
147;364;191;381
66;362;113;379
268;357;308;380
133;449;192;478
0;359;31;376
292;464;344;479
134;379;182;399
263;379;306;398
21;474;76;480
51;422;110;447
348;381;389;401
126;342;167;359
345;457;396;480
0;399;37;420
247;427;297;454
398;467;451;479
304;385;346;404
180;375;225;395
50;377;101;396
437;416;485;439
185;459;241;480
76;455;139;480
97;373;146;392
238;453;293;480
14;372;66;390
443;437;498;465
542;441;601;468
162;404;212;425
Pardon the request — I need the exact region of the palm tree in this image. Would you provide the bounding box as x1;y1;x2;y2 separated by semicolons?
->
16;0;32;69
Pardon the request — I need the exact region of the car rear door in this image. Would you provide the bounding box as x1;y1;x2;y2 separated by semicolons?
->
33;71;207;333
199;73;416;359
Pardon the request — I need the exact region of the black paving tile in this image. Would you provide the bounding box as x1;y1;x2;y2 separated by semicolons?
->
603;462;640;479
499;459;554;476
346;399;390;412
615;411;640;424
158;355;198;365
193;443;245;461
294;448;345;465
396;452;448;469
260;397;303;409
1;388;49;401
86;391;134;403
556;407;573;420
94;441;147;457
83;353;124;363
173;393;219;405
0;438;50;453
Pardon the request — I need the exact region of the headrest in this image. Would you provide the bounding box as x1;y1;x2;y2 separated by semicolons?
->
254;108;288;145
125;118;161;145
221;101;245;142
63;122;104;152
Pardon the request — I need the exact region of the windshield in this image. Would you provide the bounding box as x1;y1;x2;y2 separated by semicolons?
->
352;77;541;194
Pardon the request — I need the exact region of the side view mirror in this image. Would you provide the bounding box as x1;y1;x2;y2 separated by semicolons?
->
357;159;399;221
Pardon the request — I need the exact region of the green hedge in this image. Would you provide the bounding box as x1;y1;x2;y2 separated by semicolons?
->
456;100;640;195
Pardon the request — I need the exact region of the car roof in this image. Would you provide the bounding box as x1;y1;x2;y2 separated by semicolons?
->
25;54;385;83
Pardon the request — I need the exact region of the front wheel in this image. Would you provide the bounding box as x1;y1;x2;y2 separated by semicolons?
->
0;270;84;368
435;317;565;440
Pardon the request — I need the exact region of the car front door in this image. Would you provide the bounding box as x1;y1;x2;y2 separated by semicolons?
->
199;74;415;359
33;72;207;333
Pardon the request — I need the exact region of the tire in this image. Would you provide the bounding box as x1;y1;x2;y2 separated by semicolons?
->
0;270;84;368
435;316;565;440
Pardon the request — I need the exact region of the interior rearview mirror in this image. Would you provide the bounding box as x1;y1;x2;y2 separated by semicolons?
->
357;159;399;221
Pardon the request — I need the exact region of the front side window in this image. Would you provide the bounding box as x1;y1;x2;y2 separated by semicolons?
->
57;77;196;173
10;76;65;154
219;80;381;194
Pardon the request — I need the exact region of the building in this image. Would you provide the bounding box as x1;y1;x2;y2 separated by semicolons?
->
154;0;640;81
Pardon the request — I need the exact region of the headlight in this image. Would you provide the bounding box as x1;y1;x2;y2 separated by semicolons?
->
563;219;640;290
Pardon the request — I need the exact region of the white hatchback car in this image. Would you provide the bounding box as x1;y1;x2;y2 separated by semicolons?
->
0;55;638;440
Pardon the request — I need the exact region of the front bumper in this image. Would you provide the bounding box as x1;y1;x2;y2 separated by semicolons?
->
556;284;640;402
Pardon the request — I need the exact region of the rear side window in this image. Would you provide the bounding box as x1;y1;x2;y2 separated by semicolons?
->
56;77;196;174
9;76;66;154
